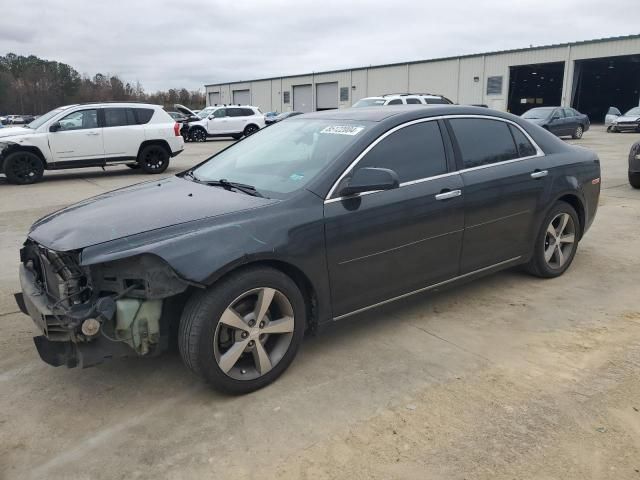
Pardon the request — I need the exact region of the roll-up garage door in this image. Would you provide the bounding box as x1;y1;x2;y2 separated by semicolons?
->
316;82;338;111
208;92;220;106
232;89;251;105
293;84;312;112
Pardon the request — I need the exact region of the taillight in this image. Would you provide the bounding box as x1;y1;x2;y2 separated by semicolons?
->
174;122;180;136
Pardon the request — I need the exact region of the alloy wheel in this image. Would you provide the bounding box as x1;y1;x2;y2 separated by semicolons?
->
10;154;41;182
544;213;576;269
575;125;583;138
143;148;165;171
191;129;206;142
244;125;258;136
213;287;295;381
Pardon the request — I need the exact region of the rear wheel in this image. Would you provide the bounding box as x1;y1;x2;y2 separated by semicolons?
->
178;267;306;394
3;151;44;185
243;124;259;137
525;201;580;278
572;125;584;139
138;145;169;174
629;171;640;189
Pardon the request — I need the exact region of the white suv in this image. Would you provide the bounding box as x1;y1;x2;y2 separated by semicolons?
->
177;104;266;141
0;103;184;185
353;93;453;107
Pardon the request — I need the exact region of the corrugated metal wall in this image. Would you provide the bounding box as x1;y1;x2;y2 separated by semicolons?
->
205;36;640;113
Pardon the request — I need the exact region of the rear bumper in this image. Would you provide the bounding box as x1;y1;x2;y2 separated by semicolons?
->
612;122;639;132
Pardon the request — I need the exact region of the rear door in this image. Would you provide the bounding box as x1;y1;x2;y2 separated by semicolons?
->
562;108;578;134
102;107;144;161
49;108;104;165
447;117;551;273
226;108;247;133
324;120;464;317
548;108;565;135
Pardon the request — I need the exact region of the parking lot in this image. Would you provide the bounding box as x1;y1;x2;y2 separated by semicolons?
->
1;127;640;479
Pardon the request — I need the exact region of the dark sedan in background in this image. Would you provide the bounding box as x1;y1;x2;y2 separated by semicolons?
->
521;107;590;139
630;140;640;188
15;105;600;394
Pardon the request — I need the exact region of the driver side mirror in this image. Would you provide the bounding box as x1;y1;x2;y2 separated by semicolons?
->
49;122;61;132
551;115;560;121
339;167;399;197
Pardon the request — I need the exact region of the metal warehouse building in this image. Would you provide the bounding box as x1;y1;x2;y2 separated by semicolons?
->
205;34;640;122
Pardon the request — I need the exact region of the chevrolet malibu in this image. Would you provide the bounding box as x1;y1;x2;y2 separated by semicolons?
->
15;106;601;394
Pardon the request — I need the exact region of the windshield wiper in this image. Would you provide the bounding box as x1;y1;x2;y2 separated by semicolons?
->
205;179;264;197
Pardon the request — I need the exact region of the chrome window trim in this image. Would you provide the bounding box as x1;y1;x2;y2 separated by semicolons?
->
333;256;522;321
324;114;544;204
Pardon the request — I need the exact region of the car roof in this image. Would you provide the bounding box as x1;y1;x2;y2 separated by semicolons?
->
299;104;500;122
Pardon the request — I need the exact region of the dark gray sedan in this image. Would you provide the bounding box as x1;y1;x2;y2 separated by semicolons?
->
521;106;590;139
15;106;600;394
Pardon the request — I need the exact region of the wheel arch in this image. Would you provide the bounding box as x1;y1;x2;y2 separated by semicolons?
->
1;143;48;171
244;123;260;133
553;192;586;239
205;258;319;331
137;139;171;159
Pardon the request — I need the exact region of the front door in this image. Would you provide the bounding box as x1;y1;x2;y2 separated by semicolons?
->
207;108;230;134
446;117;551;273
324;120;464;318
49;108;104;165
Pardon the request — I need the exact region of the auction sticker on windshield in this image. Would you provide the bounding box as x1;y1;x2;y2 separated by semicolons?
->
320;125;365;136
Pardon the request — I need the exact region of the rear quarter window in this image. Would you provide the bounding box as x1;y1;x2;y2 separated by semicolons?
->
449;118;518;168
134;108;155;124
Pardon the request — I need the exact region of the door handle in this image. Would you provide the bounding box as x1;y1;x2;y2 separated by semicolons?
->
530;170;548;179
86;132;100;136
435;189;462;201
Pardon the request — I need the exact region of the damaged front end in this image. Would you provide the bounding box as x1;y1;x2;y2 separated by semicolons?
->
16;240;190;368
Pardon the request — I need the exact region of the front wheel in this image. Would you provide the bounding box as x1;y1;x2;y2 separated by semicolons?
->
138;145;169;174
178;267;306;394
3;151;45;185
629;171;640;189
571;125;584;139
190;128;207;142
525;201;580;278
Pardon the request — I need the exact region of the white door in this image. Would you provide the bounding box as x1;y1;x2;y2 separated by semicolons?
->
316;82;338;110
102;108;145;160
225;107;248;133
49;108;104;163
207;108;231;134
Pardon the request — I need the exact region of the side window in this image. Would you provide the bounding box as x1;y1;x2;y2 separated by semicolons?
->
134;108;154;124
227;108;244;117
405;98;421;104
425;98;449;105
104;108;131;127
57;109;98;131
241;108;255;116
126;108;137;125
563;108;574;117
508;125;537;158
387;99;403;105
449;118;518;168
355;121;448;183
212;108;227;118
553;108;565;118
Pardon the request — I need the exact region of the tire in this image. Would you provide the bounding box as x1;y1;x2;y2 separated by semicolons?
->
138;144;169;174
629;171;640;189
525;201;580;278
3;151;45;185
571;125;584;139
243;124;259;137
190;128;207;142
178;266;306;394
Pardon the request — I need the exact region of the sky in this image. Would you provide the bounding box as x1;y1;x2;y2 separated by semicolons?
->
1;0;639;92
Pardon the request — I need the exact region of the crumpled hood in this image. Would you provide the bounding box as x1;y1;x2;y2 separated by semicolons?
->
0;127;33;139
28;176;277;252
614;115;640;123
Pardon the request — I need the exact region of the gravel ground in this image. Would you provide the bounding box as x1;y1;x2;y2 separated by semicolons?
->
1;128;639;480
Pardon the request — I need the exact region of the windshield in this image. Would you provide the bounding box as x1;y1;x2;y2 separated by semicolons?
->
27;106;71;129
191;119;371;198
624;107;640;116
196;107;216;119
522;107;554;119
353;98;386;107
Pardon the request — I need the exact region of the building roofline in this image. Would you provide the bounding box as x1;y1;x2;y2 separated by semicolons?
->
204;33;640;88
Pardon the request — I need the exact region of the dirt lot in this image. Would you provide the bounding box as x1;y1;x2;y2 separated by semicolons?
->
1;128;639;480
